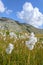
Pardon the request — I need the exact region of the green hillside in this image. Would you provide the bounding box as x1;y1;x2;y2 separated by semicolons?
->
0;17;43;34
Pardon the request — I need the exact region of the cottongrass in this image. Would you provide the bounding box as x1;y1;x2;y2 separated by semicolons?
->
3;33;6;37
25;32;37;50
0;31;43;65
9;32;17;39
19;34;28;39
42;41;43;44
3;37;6;41
6;43;14;54
25;33;29;38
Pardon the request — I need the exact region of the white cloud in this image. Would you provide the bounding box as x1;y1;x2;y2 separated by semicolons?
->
17;2;43;28
0;0;13;14
0;0;6;13
6;9;13;15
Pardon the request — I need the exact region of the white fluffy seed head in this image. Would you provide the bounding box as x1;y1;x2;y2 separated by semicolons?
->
9;32;17;38
42;41;43;44
6;43;14;54
26;41;34;50
30;32;35;37
3;37;6;41
28;45;34;50
25;32;37;50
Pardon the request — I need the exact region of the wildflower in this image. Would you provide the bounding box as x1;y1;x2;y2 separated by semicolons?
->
28;45;34;50
0;32;3;35
22;41;24;43
3;37;6;41
30;32;35;37
42;41;43;44
9;32;17;38
25;33;29;38
3;33;6;37
25;32;37;50
6;43;14;54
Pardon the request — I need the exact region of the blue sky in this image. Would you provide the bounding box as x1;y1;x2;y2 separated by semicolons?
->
0;0;43;28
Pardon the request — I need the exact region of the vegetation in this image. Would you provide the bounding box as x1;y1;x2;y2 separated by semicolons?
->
0;30;43;65
0;17;43;65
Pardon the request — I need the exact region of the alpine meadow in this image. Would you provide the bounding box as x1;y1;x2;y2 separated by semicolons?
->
0;0;43;65
0;17;43;65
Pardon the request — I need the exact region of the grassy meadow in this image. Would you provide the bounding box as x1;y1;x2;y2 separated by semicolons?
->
0;30;43;65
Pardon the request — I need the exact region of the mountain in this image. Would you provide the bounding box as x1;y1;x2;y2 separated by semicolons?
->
23;23;43;34
0;17;43;34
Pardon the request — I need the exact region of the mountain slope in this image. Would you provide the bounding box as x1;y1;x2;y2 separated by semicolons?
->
23;23;43;34
0;17;27;32
0;17;43;34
